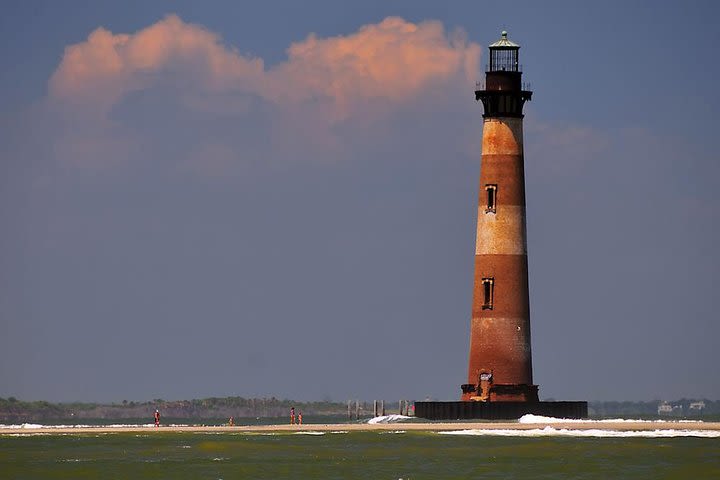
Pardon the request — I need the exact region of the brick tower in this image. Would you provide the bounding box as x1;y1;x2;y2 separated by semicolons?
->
461;32;538;403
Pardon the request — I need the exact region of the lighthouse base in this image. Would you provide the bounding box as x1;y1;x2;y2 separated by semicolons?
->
461;383;539;402
414;401;588;420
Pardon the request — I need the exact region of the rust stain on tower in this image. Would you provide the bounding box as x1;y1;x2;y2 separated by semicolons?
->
461;31;538;403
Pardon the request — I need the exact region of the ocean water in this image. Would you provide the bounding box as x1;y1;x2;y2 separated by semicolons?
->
2;426;719;479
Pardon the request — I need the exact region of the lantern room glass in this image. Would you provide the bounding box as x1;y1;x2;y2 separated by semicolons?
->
490;48;518;72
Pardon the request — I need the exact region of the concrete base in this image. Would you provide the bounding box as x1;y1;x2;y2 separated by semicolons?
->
414;401;588;420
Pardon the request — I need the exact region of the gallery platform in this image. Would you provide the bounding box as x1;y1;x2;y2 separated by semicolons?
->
414;401;588;420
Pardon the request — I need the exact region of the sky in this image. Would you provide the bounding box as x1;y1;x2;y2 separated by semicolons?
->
1;0;718;403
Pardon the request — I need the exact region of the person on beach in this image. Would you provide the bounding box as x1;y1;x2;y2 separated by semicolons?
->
290;407;295;425
229;416;234;426
298;411;303;425
154;409;160;427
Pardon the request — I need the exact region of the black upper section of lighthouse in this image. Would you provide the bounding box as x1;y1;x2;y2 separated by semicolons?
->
475;31;532;118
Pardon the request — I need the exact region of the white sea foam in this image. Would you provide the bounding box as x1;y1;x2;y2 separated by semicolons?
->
114;423;167;428
0;423;44;429
293;431;325;435
0;423;169;429
518;414;703;424
439;427;720;438
368;415;413;424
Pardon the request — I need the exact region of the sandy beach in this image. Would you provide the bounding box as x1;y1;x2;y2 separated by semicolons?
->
3;420;719;436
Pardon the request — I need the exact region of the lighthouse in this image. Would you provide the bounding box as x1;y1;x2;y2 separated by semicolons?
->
414;31;587;419
461;31;537;403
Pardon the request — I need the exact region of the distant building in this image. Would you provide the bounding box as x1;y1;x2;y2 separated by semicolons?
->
657;401;682;415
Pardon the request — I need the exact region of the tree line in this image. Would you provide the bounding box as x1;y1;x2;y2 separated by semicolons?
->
2;396;718;422
0;396;351;422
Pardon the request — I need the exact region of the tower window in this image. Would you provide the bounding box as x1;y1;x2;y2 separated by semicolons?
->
485;184;497;213
482;277;494;310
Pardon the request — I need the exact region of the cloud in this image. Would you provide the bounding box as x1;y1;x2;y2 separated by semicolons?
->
524;114;611;177
272;17;480;113
39;15;483;172
49;15;480;117
49;15;265;112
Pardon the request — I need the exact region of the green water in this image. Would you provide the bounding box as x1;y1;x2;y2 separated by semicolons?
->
2;431;719;479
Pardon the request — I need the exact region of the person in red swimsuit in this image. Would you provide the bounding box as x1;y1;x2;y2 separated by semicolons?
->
154;409;160;427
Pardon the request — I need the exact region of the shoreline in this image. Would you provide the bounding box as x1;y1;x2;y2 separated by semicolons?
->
3;420;720;435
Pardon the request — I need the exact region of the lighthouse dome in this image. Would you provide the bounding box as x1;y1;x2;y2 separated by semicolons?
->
489;31;520;49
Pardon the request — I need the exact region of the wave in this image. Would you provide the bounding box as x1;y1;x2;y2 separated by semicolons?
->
1;423;45;429
518;414;701;424
241;431;347;436
367;415;413;424
439;426;720;438
0;423;188;429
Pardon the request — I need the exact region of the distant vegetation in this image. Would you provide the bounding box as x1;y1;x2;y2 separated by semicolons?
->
1;396;718;422
0;396;352;423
